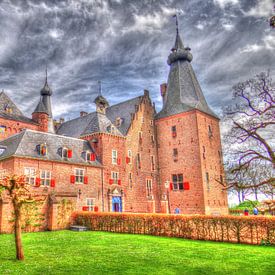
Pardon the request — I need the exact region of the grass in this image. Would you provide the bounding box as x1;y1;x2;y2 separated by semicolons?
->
0;231;274;275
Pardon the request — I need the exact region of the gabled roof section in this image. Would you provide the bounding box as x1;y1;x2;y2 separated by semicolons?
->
0;91;23;116
0;91;37;124
57;95;142;138
0;129;101;166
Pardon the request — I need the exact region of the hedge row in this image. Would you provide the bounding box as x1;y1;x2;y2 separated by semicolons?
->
72;212;275;245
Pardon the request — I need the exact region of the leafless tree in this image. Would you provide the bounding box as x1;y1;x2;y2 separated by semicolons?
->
221;71;274;194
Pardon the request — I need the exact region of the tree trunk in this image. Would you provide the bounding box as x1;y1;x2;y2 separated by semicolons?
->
13;202;24;260
237;191;241;204
254;189;258;201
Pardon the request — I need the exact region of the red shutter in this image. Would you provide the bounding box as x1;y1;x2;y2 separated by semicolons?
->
118;179;121;185
126;157;130;164
94;206;99;212
169;182;173;191
82;206;88;211
70;175;75;184
50;179;55;187
184;182;190;190
35;178;41;187
117;158;121;165
84;176;88;184
172;132;177;137
109;179;114;185
91;153;96;161
68;149;73;158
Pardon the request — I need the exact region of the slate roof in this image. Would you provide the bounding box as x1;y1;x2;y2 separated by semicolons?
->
0;129;101;166
33;99;49;114
156;32;218;120
0;92;37;124
57;96;142;138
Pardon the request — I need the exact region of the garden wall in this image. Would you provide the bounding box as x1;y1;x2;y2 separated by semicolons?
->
72;212;275;245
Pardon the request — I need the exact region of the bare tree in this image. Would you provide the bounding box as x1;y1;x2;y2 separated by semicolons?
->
221;71;274;193
0;175;33;260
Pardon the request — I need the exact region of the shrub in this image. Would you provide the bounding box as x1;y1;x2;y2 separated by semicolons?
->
71;212;275;245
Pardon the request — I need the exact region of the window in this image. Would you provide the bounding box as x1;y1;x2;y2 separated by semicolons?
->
137;153;141;169
75;168;84;184
202;146;206;159
151;156;155;171
115;117;122;126
24;168;36;185
151;135;154;144
172;174;183;190
127;150;132;164
208;125;213;138
171;126;177;137
138;131;142;143
150;120;154;126
146;179;153;196
86;198;94;211
111;171;119;184
37;144;47;156
173;148;178;158
112;150;118;164
40;170;51;186
220;175;223;184
62;148;68;158
206;172;210;190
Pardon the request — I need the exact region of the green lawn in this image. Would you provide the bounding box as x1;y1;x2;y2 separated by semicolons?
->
0;231;274;275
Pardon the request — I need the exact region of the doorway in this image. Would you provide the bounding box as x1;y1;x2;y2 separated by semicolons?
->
112;196;122;212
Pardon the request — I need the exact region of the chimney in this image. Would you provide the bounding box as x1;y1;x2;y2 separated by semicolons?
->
80;111;88;117
160;83;167;105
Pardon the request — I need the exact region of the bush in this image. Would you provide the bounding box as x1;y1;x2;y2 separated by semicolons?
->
71;212;275;245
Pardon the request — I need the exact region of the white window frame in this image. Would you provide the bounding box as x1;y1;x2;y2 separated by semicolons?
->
112;150;118;164
24;167;36;185
111;171;119;184
146;179;153;196
127;150;132;164
40;170;51;186
75;168;85;184
86;198;95;211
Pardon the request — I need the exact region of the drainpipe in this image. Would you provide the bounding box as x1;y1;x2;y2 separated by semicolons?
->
101;167;104;212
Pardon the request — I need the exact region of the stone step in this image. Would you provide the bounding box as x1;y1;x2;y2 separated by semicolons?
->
70;225;88;232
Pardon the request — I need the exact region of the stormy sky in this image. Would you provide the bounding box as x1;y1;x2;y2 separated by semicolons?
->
0;0;274;121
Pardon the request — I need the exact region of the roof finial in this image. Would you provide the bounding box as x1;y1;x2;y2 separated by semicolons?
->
45;65;48;84
173;14;179;35
98;80;102;96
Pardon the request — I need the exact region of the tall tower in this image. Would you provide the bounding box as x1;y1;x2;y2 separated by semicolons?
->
155;19;228;215
32;69;55;133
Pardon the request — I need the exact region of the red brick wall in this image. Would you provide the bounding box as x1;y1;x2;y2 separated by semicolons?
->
0;117;39;141
156;111;206;214
0;157;102;233
196;111;228;215
32;113;48;132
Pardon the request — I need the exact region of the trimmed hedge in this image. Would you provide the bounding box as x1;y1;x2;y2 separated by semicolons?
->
72;212;275;245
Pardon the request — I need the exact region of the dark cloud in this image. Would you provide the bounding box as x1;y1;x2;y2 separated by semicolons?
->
0;0;274;120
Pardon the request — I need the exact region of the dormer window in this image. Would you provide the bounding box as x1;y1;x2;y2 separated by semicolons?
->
37;144;47;156
84;151;96;162
4;104;12;114
115;117;123;127
61;147;72;159
0;146;6;156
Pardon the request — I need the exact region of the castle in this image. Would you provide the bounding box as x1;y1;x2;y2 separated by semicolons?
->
0;28;228;233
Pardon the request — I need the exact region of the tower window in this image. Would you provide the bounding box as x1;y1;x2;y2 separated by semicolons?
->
171;126;177;137
146;179;153;196
151;156;155;171
173;148;178;161
111;171;119;184
202;146;206;159
208;125;213;138
139;131;142;143
172;174;183;190
206;172;210;191
137;153;141;169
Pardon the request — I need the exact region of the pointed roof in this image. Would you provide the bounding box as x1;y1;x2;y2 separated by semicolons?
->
156;28;218;120
0;91;37;124
40;68;52;96
33;100;49;114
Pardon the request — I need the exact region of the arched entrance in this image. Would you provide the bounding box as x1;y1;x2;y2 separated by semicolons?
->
112;196;122;212
108;187;123;212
